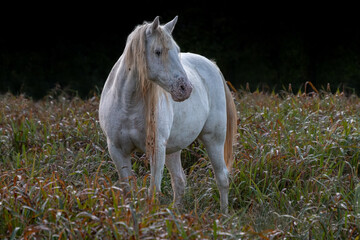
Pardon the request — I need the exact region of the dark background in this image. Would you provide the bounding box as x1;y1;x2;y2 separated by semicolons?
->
1;2;359;99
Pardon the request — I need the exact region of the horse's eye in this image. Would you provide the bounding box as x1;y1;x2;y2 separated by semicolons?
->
155;49;162;56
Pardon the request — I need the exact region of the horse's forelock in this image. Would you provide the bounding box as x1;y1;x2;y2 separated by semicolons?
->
151;28;172;61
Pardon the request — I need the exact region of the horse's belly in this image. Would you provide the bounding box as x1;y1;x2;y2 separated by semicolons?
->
166;127;202;153
165;97;208;154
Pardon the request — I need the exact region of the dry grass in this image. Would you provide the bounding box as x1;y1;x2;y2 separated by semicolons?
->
1;86;360;239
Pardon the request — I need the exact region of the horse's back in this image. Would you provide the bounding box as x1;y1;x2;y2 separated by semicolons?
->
180;52;227;110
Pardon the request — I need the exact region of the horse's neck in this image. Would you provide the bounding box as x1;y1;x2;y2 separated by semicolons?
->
111;58;144;112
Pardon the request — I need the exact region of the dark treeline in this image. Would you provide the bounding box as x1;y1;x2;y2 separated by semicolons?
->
1;3;359;99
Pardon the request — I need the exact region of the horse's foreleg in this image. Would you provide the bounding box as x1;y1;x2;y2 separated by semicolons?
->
149;144;166;199
165;151;186;209
108;142;134;196
201;136;229;214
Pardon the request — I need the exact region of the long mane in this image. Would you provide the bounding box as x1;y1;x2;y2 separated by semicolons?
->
122;22;170;162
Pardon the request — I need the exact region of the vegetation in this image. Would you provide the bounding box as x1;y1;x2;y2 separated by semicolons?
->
1;85;360;239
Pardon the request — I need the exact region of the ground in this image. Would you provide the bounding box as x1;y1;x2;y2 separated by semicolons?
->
1;86;360;239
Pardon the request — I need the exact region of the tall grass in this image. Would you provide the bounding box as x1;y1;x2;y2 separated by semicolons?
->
0;87;360;239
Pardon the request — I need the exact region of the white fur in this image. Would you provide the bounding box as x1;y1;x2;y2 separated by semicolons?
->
99;17;230;213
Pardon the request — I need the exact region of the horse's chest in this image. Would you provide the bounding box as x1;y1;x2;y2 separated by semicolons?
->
106;109;146;152
125;113;146;149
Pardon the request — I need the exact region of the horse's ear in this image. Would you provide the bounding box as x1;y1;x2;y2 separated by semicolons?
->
164;16;178;34
147;16;160;35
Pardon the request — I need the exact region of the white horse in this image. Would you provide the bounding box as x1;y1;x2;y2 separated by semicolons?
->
99;16;237;213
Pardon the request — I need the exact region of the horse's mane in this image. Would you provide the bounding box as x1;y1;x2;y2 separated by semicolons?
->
123;22;171;92
122;22;171;163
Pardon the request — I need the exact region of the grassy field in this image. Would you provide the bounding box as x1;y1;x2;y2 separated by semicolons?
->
1;87;360;239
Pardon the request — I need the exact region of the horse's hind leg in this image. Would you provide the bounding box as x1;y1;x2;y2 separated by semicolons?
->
200;134;229;214
165;151;186;209
108;142;134;196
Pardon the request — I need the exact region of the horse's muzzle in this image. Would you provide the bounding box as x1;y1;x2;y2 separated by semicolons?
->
170;77;193;102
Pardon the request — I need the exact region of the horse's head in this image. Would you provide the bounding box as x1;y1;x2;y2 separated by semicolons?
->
145;16;192;102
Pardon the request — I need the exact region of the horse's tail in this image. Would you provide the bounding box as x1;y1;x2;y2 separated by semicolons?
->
222;77;237;172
